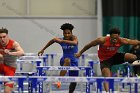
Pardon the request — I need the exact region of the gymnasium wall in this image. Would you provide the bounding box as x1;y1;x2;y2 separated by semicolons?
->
0;0;96;17
0;18;98;54
0;0;101;75
0;0;98;54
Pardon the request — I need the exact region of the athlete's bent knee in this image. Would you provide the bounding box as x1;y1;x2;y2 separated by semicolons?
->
64;58;70;65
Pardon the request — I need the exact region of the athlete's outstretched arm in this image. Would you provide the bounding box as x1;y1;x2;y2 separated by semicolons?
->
38;39;55;56
75;37;104;58
121;38;140;45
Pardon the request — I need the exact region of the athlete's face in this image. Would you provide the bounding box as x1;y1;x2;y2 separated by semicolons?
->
110;34;119;44
0;33;9;46
63;29;72;40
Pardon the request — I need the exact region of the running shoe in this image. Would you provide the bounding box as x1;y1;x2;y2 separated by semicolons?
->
53;81;61;89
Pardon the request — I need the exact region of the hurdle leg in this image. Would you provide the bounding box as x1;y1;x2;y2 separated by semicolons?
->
50;54;55;66
85;67;92;93
37;68;46;76
38;81;43;93
18;78;25;93
36;61;41;67
81;54;86;66
107;79;114;93
43;54;48;66
128;83;132;93
116;67;121;92
96;79;103;93
79;54;86;93
28;78;38;93
86;82;90;93
134;83;138;93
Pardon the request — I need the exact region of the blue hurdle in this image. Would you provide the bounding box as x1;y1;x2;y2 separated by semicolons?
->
17;55;47;66
121;62;139;93
0;76;139;93
15;56;44;93
16;58;42;76
23;77;140;93
15;53;99;93
36;66;92;93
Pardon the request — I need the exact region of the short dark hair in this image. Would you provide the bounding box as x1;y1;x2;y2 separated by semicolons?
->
60;23;74;31
0;27;8;34
109;27;120;35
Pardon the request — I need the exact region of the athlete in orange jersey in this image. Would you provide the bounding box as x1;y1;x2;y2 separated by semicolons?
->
0;28;24;93
75;27;140;93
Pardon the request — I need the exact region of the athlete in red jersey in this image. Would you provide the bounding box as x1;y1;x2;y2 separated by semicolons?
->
75;28;140;92
98;36;121;61
0;28;24;93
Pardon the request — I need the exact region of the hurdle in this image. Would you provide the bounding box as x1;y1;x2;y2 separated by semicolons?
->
15;56;45;93
15;53;98;92
36;66;92;76
121;62;139;93
36;66;92;93
17;55;48;66
0;76;139;93
80;53;98;66
42;53;98;67
16;58;42;76
88;60;99;76
13;53;140;93
16;53;99;93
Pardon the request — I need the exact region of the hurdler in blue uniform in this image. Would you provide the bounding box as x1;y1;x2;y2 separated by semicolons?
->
59;37;79;76
38;23;79;93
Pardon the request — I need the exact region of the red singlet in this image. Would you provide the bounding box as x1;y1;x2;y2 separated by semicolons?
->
98;36;121;62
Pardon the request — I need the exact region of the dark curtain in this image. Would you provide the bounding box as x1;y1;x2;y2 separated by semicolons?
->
102;0;140;52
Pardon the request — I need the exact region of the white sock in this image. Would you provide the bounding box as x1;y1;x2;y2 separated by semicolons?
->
106;92;109;93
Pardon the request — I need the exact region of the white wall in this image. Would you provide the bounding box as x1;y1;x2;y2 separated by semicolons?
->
0;17;98;54
0;0;96;17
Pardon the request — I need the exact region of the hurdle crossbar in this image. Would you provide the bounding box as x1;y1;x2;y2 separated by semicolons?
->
0;76;139;93
36;66;91;70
